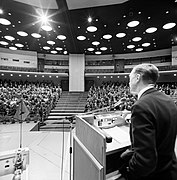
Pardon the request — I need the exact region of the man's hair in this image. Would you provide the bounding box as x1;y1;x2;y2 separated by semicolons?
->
133;63;159;84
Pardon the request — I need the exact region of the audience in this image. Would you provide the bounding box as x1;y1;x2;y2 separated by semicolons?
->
0;80;61;123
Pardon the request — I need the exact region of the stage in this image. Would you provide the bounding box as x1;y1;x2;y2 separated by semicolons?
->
0;122;71;180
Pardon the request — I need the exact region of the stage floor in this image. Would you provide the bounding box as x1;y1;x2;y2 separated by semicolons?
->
0;122;71;180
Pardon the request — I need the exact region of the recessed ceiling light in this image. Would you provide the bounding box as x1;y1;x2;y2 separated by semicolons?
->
64;50;67;54
4;35;15;41
17;31;28;36
0;41;8;45
10;74;13;76
116;33;126;38
56;47;63;51
41;25;52;31
132;37;142;42
87;26;97;32
163;22;176;29
136;48;143;52
57;35;66;40
95;51;101;54
87;48;94;51
142;42;150;47
103;34;112;39
100;47;107;51
145;27;157;33
47;40;55;45
92;41;100;46
19;74;21;77
127;20;140;27
0;18;11;25
127;45;135;49
88;16;92;23
51;50;57;54
9;46;17;50
77;36;86;40
43;46;50;50
31;33;41;38
15;43;24;47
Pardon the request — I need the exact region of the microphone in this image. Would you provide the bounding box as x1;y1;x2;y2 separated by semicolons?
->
113;97;126;108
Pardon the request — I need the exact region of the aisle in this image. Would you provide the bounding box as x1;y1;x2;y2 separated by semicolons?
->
0;122;71;180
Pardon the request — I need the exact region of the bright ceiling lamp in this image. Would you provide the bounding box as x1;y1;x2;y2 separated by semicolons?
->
87;26;97;32
127;44;135;49
43;46;50;50
132;37;142;42
41;25;52;31
77;36;86;40
57;35;66;40
142;42;150;47
100;47;107;51
9;46;17;50
17;31;28;36
31;33;41;38
47;40;55;45
145;27;157;33
15;43;24;47
95;51;101;54
163;22;176;29
136;48;143;52
51;50;57;54
56;47;63;51
87;47;94;51
0;18;11;25
127;20;139;27
4;35;15;41
116;32;126;38
92;41;100;46
0;41;8;45
64;50;67;54
103;34;112;39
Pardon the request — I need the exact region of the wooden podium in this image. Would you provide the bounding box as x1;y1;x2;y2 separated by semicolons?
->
73;112;131;180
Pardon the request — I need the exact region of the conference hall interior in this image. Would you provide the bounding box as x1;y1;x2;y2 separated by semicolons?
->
0;0;177;180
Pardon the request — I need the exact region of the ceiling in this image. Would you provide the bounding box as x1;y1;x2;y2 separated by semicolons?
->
0;0;177;56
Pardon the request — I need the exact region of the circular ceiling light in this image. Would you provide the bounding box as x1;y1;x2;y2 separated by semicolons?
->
136;48;143;52
87;47;94;51
31;33;41;38
0;18;11;25
132;37;142;42
43;46;50;50
9;46;17;50
100;47;107;51
163;22;176;29
15;43;24;47
41;25;52;31
142;42;150;47
64;50;67;54
127;20;139;27
87;26;97;32
77;36;86;40
145;27;157;33
4;35;15;41
51;50;57;54
17;31;28;36
56;47;63;51
95;51;101;54
127;45;135;49
103;34;112;39
92;41;100;46
0;41;8;45
57;35;66;40
47;40;55;45
116;32;126;38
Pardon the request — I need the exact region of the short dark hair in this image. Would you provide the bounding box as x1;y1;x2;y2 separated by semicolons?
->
133;64;159;84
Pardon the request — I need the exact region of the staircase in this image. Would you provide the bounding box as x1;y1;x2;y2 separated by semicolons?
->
40;91;88;131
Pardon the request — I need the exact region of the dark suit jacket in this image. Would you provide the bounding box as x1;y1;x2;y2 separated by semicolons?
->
126;88;177;180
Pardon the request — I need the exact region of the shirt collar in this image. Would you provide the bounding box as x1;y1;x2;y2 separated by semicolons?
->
138;84;154;100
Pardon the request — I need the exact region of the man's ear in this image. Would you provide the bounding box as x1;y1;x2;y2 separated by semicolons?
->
136;73;141;82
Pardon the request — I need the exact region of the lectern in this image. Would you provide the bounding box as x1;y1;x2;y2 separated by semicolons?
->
73;111;131;180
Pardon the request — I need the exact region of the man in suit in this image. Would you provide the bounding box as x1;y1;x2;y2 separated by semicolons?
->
119;64;177;180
